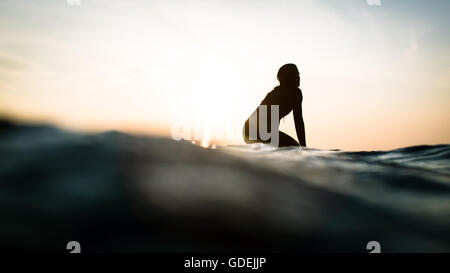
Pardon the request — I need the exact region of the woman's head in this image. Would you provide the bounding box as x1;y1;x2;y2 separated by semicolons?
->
277;63;300;87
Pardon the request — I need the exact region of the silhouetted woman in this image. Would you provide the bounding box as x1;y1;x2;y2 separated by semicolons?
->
243;63;306;147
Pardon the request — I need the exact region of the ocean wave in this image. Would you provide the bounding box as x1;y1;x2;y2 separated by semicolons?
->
0;120;449;252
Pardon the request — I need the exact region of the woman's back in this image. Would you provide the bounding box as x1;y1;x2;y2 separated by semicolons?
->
260;86;302;119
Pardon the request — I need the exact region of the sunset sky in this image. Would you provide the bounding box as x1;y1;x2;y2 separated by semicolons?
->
0;0;449;151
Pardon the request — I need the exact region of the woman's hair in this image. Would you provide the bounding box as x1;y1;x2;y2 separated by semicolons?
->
277;63;299;84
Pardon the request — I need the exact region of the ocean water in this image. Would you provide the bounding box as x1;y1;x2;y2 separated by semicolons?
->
0;120;449;252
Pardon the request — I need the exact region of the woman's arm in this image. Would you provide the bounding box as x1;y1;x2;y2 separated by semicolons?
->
293;96;306;147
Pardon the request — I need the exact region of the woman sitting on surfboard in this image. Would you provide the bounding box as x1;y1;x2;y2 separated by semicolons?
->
243;63;306;147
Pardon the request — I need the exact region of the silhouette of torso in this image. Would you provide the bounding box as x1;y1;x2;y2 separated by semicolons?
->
260;86;302;120
243;85;303;140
